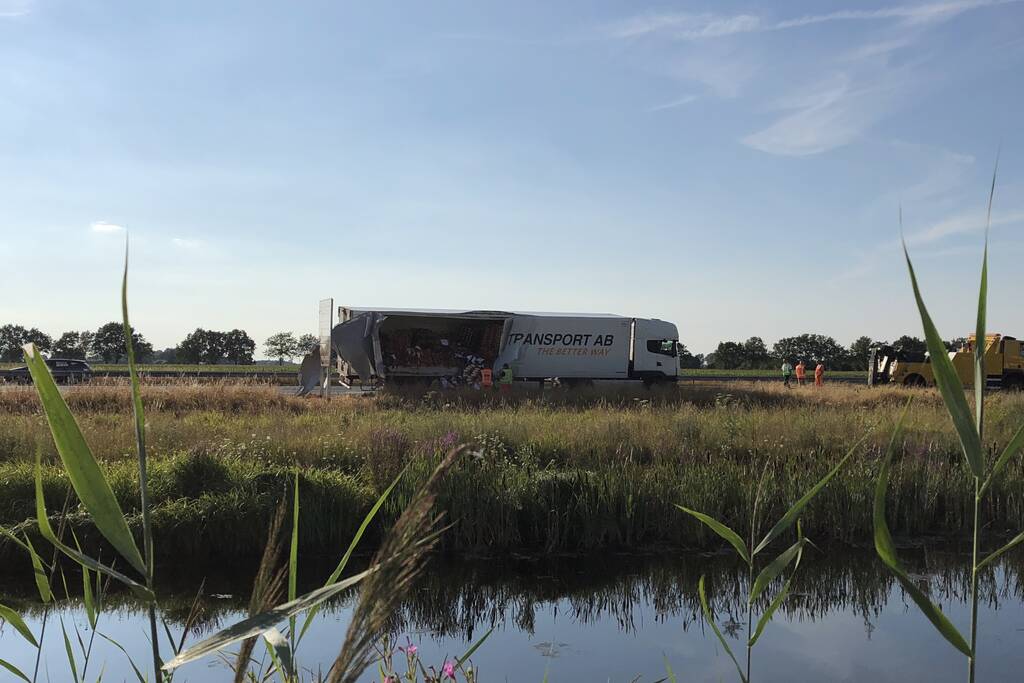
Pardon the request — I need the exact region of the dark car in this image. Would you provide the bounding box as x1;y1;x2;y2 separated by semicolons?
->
3;358;93;384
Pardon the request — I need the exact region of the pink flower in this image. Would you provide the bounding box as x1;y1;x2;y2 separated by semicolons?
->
408;644;418;656
442;661;456;679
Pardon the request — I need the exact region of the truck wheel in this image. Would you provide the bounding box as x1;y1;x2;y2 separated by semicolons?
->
903;374;927;387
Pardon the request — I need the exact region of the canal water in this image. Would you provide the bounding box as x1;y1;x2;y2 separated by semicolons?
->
2;548;1024;682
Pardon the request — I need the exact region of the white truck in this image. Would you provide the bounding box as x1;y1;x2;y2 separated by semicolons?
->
298;307;680;392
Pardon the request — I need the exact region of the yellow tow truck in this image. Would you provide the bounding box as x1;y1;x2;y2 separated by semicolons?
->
868;334;1024;389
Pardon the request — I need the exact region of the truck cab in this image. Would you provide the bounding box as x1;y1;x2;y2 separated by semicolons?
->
869;334;1024;389
631;318;680;382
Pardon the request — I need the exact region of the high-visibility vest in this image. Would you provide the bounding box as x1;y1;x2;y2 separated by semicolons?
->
795;364;806;378
481;368;493;387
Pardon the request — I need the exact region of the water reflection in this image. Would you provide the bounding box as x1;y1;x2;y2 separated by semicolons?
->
3;547;1024;682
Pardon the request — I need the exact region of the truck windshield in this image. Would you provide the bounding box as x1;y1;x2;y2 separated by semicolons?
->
646;340;677;357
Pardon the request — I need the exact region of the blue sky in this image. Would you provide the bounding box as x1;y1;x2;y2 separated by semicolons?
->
1;0;1022;355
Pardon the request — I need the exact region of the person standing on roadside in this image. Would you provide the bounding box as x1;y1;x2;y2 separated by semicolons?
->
498;363;514;394
815;361;825;387
795;360;807;386
781;360;793;388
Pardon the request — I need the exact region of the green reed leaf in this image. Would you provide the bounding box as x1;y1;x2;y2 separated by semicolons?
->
298;468;403;643
0;658;30;683
977;529;1024;572
34;459;154;602
457;625;495;669
677;505;749;564
901;241;983;477
698;574;747;683
874;398;971;656
753;433;865;556
98;633;147;683
976;156;998;436
749;534;806;606
981;423;1024;498
24;534;53;604
121;239;155;582
163;567;373;671
288;472;300;647
0;603;37;647
663;656;678;683
22;343;146;576
61;617;80;683
749;533;804;647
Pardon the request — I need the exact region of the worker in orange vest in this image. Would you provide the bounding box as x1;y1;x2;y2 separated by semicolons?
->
815;362;825;387
481;367;493;389
795;360;807;386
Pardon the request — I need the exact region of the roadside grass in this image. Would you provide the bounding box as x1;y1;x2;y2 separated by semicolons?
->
1;382;1022;563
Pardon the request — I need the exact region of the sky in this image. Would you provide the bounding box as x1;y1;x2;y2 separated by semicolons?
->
1;0;1022;356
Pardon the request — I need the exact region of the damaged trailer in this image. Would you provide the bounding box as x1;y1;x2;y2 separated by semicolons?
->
298;307;680;393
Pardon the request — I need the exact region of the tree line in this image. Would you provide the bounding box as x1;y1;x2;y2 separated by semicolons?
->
0;323;320;365
679;333;968;371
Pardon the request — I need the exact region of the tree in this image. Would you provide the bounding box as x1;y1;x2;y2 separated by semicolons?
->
0;324;52;361
773;333;847;367
677;342;702;369
224;329;255;364
296;333;319;354
178;329;210;364
152;347;179;363
892;335;927;359
848;336;874;371
53;331;89;359
946;337;968;351
92;322;153;363
710;341;746;369
264;332;299;365
741;336;772;369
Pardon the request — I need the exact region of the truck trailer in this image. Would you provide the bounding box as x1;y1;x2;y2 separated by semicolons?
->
298;307;680;393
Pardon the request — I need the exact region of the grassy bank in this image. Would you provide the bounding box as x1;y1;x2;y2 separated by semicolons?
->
1;383;1022;564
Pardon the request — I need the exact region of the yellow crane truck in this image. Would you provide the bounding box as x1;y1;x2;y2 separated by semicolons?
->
868;334;1024;389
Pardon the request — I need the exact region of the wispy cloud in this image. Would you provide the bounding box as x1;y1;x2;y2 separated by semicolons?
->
741;72;908;156
607;0;1021;40
171;237;204;249
905;208;1024;246
647;95;699;112
90;221;124;233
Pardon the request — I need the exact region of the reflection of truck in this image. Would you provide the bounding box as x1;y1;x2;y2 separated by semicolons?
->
298;307;680;392
868;334;1024;389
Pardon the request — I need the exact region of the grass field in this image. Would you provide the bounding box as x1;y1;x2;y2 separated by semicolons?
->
1;382;1021;564
679;368;864;378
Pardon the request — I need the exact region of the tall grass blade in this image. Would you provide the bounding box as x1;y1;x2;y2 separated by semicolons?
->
456;625;495;668
24;534;53;604
0;604;38;646
976;155;998;433
288;472;299;648
263;627;297;680
749;535;806;606
901;243;983;476
676;506;749;564
21;343;146;575
298;470;403;643
874;398;971;655
97;633;147;683
0;658;30;682
82;564;97;630
61;618;80;683
121;240;154;583
663;656;678;683
749;542;804;647
752;434;864;556
977;530;1024;571
980;423;1024;497
34;460;154;601
698;575;747;683
163;567;373;671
